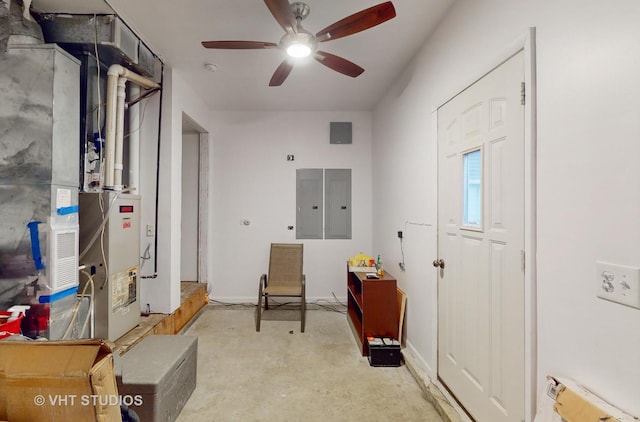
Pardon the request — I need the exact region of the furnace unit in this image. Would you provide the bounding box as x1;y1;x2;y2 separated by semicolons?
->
79;192;141;341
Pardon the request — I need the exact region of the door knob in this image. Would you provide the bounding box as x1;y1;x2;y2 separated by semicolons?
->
432;259;445;269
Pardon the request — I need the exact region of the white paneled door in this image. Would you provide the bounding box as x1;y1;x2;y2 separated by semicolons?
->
436;50;525;422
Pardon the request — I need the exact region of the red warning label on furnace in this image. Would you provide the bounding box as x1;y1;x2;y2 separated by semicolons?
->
123;219;131;229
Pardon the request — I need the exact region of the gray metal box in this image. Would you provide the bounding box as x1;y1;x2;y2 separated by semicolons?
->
324;168;352;239
40;14;138;64
137;41;159;79
79;192;141;341
39;14;159;78
115;335;198;422
296;168;323;239
330;121;352;144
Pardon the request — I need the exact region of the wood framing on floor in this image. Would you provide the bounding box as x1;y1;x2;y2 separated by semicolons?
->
114;282;208;354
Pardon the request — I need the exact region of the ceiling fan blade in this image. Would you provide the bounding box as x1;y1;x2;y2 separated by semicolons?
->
315;1;396;42
269;60;294;86
201;40;278;49
264;0;298;34
315;51;364;78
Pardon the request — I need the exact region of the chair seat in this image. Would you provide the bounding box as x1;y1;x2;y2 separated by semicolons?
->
264;284;302;296
257;243;306;332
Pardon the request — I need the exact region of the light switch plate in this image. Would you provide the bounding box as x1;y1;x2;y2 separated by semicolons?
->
596;261;640;309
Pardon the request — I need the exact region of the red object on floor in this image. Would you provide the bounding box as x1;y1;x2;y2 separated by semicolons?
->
0;311;24;339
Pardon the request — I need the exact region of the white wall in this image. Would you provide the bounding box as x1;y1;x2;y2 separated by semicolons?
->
139;67;215;313
373;0;640;418
181;131;199;281
210;111;372;302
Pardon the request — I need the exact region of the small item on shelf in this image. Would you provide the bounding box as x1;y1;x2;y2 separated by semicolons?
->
376;254;384;277
365;273;379;279
349;252;373;268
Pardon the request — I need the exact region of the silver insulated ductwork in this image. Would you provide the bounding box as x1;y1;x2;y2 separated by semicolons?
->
0;0;81;331
0;0;44;51
37;13;159;79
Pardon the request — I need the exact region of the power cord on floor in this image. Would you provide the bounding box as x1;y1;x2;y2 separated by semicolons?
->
208;299;255;308
207;297;347;314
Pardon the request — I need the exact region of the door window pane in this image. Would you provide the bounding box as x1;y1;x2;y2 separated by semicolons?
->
463;149;482;228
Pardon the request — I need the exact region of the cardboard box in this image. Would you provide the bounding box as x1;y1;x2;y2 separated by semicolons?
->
0;339;121;422
542;376;638;422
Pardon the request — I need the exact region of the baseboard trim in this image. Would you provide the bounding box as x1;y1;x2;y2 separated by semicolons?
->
402;347;462;422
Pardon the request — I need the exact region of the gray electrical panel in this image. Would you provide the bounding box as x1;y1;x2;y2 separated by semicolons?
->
296;168;352;240
325;169;352;239
296;169;323;239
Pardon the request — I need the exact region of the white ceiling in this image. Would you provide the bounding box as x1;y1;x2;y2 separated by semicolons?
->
30;0;454;111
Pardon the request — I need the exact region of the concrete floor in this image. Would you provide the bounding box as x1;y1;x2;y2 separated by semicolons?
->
176;305;444;421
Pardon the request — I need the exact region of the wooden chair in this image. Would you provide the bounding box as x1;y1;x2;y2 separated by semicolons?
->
256;243;306;332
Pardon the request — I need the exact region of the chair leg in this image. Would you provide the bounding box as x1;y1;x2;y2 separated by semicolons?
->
301;276;306;333
256;287;263;332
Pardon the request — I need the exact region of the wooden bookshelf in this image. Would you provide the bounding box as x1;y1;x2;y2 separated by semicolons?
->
346;266;399;356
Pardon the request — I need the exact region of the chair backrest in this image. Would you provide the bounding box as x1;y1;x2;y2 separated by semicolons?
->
268;243;303;287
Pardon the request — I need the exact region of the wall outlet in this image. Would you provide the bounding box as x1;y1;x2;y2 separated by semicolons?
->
596;261;640;309
146;224;155;237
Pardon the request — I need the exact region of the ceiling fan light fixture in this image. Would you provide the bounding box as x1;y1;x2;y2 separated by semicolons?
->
201;1;397;86
287;42;311;58
281;28;316;58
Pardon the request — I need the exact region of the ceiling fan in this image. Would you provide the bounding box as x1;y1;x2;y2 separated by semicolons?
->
201;0;396;86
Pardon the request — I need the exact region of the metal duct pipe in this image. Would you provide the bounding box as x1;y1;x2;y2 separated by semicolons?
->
104;64;159;190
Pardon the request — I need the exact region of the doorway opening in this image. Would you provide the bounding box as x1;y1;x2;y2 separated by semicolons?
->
181;113;209;285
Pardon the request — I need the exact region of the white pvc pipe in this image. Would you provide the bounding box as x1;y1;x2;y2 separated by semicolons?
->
104;71;119;188
129;84;140;194
104;64;159;190
113;77;127;188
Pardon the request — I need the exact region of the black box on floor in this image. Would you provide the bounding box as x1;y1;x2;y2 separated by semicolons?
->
367;337;402;367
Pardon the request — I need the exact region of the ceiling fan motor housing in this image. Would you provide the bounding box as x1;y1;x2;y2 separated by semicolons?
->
291;2;311;21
